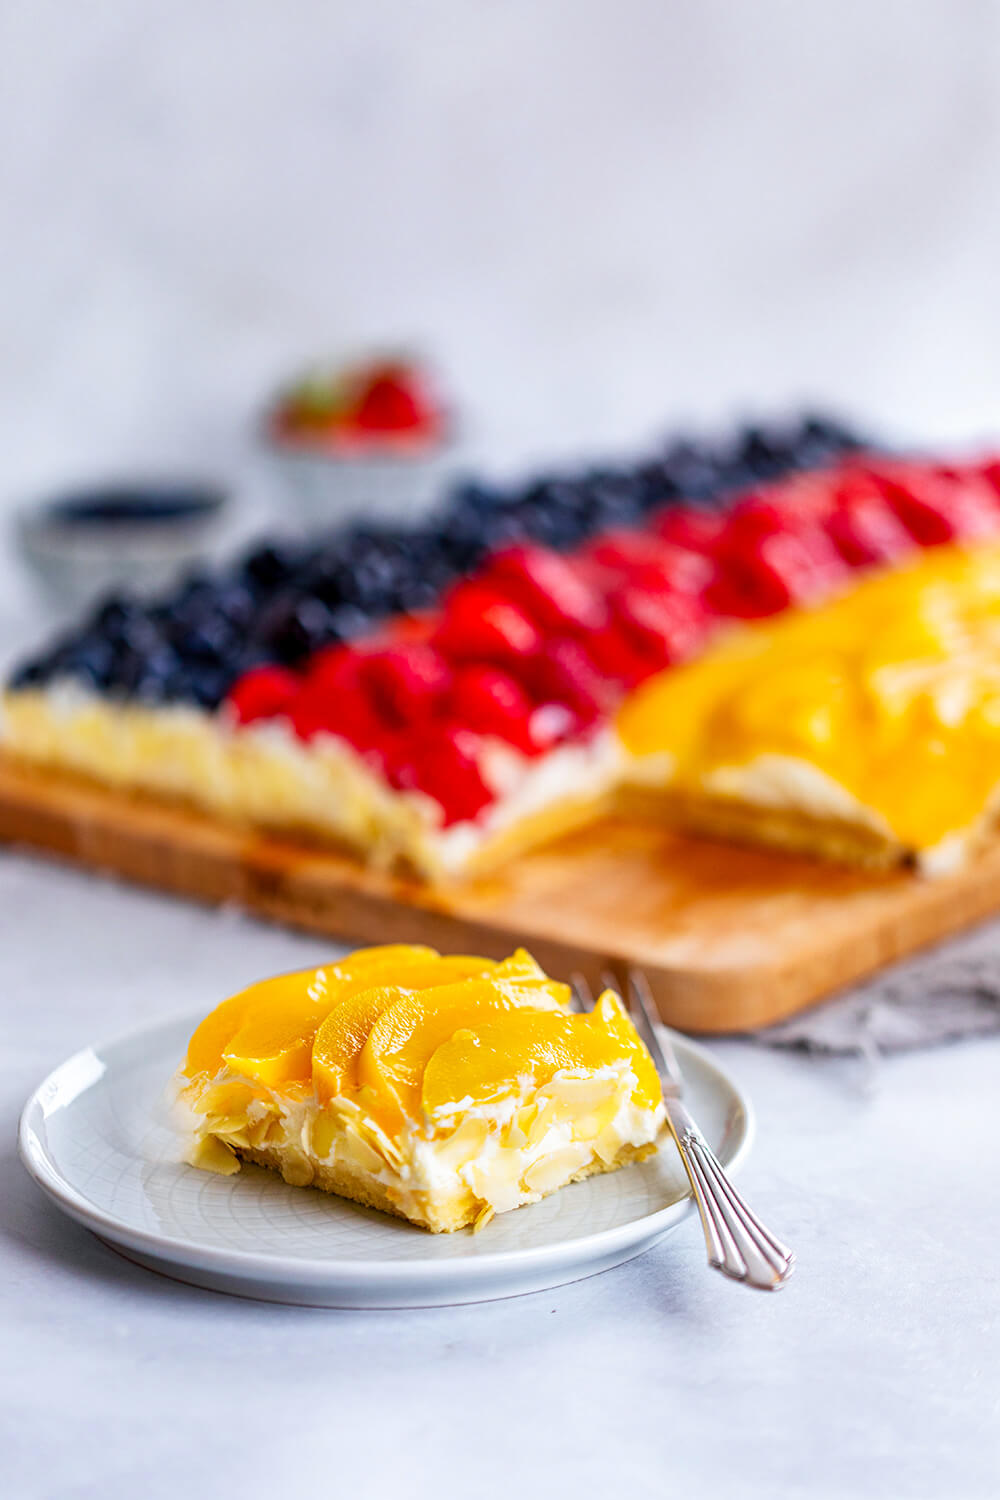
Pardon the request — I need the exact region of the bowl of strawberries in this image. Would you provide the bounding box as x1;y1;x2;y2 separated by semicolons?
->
263;354;455;528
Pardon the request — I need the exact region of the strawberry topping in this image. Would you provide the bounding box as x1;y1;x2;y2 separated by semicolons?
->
867;461;1000;545
403;726;492;826
825;472;916;566
523;637;609;724
434;582;542;662
449;665;538;752
650;506;727;553
227;665;299;725
612;585;714;665
484;545;607;633
710;510;850;616
290;650;386;748
360;643;453;727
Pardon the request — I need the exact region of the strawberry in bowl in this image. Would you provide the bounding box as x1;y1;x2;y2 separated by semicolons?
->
265;354;454;526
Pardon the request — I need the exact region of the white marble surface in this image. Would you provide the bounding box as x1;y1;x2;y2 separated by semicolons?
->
2;852;999;1500
3;3;1000;1493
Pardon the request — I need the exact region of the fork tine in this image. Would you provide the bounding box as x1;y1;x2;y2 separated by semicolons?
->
569;971;595;1012
628;967;685;1094
627;964;659;1030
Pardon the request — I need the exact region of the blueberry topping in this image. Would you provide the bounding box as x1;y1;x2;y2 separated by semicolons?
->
254;594;342;665
240;541;301;592
7;412;869;706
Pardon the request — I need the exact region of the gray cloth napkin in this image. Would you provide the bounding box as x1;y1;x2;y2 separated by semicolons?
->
755;919;1000;1054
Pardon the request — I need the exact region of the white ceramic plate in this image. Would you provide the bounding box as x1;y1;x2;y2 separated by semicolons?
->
19;1013;753;1307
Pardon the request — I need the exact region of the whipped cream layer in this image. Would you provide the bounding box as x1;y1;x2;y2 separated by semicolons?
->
179;1057;663;1233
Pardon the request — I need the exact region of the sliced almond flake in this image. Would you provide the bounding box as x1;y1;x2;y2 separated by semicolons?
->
308;1112;339;1161
465;1156;523;1216
527;1098;556;1148
187;1134;241;1176
569;1096;622;1141
522;1143;591;1195
593;1125;625;1165
434;1116;489;1170
328;1097;363;1123
472;1204;495;1234
208;1112;251;1137
248;1115;279;1149
194;1080;257;1117
279;1151;315;1188
339;1124;387;1176
357;1115;406;1169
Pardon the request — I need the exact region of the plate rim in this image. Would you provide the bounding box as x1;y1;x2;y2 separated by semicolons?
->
18;1009;754;1287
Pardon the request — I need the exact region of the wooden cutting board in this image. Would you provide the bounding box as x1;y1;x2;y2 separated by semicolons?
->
1;751;997;1032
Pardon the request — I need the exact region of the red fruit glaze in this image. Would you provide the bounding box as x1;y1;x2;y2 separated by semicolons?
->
651;506;727;553
711;519;850;616
751;473;838;526
869;462;1000;545
291;648;386;747
524;637;609;723
585;617;659;688
227;665;299;725
977;457;1000;496
825;473;916;566
360;643;453;727
292;686;385;751
434;583;542;662
485;545;607;633
725;491;835;541
408;726;492;826
611;585;713;666
303;645;359;694
449;665;537;751
587;532;715;596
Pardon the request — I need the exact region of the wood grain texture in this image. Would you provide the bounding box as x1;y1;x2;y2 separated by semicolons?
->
1;752;998;1032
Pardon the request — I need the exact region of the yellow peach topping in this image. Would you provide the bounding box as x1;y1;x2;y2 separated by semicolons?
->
181;944;656;1143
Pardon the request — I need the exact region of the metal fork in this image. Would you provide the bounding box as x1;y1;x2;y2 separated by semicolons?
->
572;968;795;1291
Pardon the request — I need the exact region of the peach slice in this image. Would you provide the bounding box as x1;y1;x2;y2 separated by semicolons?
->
183;969;320;1078
311;954;497;1102
222;980;335;1088
420;991;661;1122
186;944;442;1085
325;944;439;978
357;968;570;1127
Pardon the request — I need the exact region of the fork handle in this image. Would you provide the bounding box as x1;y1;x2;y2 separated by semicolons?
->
663;1098;795;1291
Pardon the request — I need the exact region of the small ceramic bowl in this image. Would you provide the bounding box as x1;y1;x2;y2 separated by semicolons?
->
262;431;458;530
15;481;228;609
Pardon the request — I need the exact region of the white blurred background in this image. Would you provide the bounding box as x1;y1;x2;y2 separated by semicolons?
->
1;0;999;508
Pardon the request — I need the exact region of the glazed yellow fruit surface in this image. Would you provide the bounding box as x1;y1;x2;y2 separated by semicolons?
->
181;944;659;1135
618;542;1000;850
311;955;498;1101
421;992;661;1120
356;973;570;1127
184;944;447;1085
